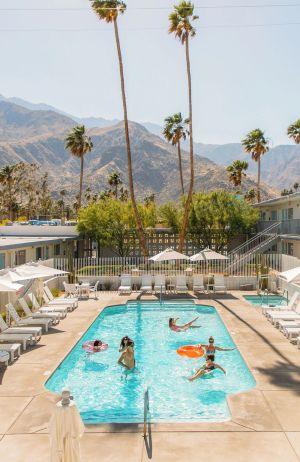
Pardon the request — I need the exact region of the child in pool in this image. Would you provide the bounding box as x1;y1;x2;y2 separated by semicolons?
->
188;354;226;381
169;317;200;332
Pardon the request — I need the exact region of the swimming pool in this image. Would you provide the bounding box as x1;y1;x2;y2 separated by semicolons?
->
46;301;255;424
244;294;288;307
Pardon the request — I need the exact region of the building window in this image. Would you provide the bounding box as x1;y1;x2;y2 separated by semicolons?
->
15;250;26;265
287;243;294;256
36;247;42;260
0;253;5;269
261;211;266;220
271;210;277;220
288;208;293;219
54;244;61;256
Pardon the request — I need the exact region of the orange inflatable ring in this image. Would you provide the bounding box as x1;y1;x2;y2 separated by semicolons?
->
176;345;204;358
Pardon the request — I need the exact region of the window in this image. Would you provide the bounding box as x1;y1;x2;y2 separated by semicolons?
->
0;253;5;269
15;250;26;265
36;247;42;260
54;244;61;256
261;211;266;220
288;208;294;219
271;210;277;220
287;243;294;256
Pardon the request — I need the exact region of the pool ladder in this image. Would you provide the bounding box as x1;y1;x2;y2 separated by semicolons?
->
143;385;150;437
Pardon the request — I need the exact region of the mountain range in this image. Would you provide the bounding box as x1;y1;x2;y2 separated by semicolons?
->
0;95;280;202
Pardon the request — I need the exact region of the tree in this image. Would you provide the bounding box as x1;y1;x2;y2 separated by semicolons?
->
65;125;93;210
169;2;198;252
287;119;300;144
159;203;181;233
188;191;259;251
226;160;248;189
108;171;122;199
90;0;148;257
244;189;256;204
0;165;17;221
281;188;293;196
242;129;269;203
163;113;189;195
294;182;299;192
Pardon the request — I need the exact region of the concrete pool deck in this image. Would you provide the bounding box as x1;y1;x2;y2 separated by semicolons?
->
1;291;300;461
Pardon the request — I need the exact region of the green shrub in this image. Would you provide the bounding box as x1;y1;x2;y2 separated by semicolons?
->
51;288;61;298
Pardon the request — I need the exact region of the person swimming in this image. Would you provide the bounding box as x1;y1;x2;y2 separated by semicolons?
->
93;340;103;351
169;317;201;332
118;336;135;370
198;336;236;356
188;354;226;381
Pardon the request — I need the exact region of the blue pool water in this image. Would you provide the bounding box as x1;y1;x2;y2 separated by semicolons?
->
46;301;255;423
244;294;288;307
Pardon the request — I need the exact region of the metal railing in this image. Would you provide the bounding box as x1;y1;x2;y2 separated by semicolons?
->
228;222;280;257
143;385;149;438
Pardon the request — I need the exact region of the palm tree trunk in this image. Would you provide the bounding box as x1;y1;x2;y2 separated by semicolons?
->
177;139;185;196
79;154;84;210
113;17;148;257
115;184;118;200
257;156;261;203
178;35;194;253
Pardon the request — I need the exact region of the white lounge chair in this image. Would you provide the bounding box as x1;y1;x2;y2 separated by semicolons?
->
262;292;299;315
268;306;300;326
154;275;166;293
63;282;79;300
89;281;101;300
213;275;227;293
277;319;300;332
0;316;39;344
29;293;68;317
0;343;21;363
0;351;9;367
45;286;77;310
140;275;153;294
193;275;205;293
175;275;188;293
18;298;60;325
118;275;132;295
6;303;47;335
283;326;300;341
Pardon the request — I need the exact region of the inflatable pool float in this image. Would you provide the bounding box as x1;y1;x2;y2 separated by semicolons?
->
82;341;108;353
176;345;204;358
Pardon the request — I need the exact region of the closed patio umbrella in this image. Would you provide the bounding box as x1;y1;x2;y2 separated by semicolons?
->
149;248;189;261
49;390;85;462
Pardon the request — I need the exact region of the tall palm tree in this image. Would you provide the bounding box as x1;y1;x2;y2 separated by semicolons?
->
226;160;248;189
65;125;93;210
0;165;18;221
242;129;269;203
169;1;198;252
163;112;189;196
108;171;122;199
287;119;300;144
90;0;148;257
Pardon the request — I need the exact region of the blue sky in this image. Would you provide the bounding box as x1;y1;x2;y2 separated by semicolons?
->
0;0;299;145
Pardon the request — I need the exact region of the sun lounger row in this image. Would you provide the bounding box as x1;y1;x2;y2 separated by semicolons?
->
0;286;79;367
260;291;300;347
118;274;227;294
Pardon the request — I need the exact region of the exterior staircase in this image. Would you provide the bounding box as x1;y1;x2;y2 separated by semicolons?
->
226;222;281;274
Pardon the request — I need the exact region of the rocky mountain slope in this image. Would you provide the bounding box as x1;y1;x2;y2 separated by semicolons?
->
0;99;278;202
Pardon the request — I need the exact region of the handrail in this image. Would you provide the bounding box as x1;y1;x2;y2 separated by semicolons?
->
143;385;149;438
228;222;280;256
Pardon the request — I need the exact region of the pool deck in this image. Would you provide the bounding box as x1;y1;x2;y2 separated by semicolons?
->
1;290;300;461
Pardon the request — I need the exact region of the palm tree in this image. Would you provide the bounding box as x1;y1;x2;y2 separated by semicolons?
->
287;119;300;144
242;129;269;203
169;1;198;252
90;0;148;257
163;113;189;195
294;182;299;192
65;125;93;210
108;171;122;199
244;189;256;204
226;160;248;189
0;165;18;221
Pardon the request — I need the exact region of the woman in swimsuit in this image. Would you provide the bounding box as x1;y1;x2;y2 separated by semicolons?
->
169;317;201;332
93;340;103;352
199;336;236;355
188;354;226;381
118;336;136;370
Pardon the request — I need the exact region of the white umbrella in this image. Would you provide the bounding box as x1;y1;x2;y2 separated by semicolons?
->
190;248;229;262
279;267;300;284
49;390;85;462
0;276;23;293
149;248;189;262
7;263;68;282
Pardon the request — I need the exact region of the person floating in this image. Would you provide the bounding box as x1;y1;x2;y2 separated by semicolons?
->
82;339;108;353
188;354;226;381
118;336;135;370
198;336;236;355
169;317;201;332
